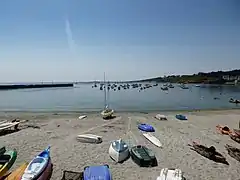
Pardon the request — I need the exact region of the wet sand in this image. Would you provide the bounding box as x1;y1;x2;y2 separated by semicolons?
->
0;110;240;180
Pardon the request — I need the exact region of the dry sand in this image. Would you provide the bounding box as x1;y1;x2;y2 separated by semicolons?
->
0;110;240;180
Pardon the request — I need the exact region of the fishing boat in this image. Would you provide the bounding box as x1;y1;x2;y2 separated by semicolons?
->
138;123;155;132
76;134;102;144
101;73;114;119
83;165;112;180
157;168;184;180
130;145;157;167
21;146;52;180
0;149;17;177
109;139;129;163
175;114;187;121
142;133;162;148
6;162;28;180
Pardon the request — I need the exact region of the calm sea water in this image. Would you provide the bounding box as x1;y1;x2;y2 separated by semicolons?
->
0;83;239;112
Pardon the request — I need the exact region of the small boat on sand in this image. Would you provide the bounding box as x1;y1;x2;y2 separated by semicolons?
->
130;145;157;167
229;133;240;143
76;134;102;144
6;162;28;180
138;123;155;132
157;168;184;180
142;133;162;148
188;141;228;165
21;146;52;180
0;122;20;131
175;114;187;121
233;129;240;136
225;144;240;162
83;165;112;180
109;139;129;163
155;114;167;120
78;115;87;120
0;149;17;177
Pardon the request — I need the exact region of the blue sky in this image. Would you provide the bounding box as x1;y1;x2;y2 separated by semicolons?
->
0;0;239;82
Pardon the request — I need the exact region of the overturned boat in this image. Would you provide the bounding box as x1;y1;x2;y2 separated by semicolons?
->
109;139;129;163
77;134;102;144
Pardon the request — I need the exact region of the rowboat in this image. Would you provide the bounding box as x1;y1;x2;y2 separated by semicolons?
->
0;122;20;131
76;134;102;144
0;150;17;177
21;146;52;180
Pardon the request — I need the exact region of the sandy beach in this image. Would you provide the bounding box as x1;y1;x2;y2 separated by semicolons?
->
1;110;240;180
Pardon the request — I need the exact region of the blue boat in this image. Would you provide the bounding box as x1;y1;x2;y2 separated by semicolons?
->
83;164;112;180
176;114;187;120
138;123;155;132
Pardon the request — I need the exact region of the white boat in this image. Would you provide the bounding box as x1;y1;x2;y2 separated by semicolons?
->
78;115;87;120
157;168;184;180
0;120;7;125
0;122;20;131
109;139;129;162
142;133;162;148
76;134;102;144
155;114;167;120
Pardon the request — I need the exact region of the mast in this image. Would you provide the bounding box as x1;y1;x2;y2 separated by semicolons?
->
104;72;107;109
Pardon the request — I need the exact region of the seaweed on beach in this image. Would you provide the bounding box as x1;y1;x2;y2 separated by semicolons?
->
188;141;229;165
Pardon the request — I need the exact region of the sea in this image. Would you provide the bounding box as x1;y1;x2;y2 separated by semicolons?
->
0;83;239;112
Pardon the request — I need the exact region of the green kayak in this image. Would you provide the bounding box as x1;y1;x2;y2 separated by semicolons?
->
0;150;17;177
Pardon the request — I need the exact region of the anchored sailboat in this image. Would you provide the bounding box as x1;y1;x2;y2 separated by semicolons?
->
101;72;114;119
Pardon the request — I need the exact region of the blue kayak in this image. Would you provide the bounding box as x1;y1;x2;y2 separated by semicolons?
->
176;114;187;120
83;164;112;180
138;123;155;132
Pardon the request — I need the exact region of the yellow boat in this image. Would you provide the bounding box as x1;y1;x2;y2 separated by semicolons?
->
0;150;17;178
5;162;28;180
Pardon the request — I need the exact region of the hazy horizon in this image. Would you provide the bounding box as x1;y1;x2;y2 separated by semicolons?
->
0;0;239;82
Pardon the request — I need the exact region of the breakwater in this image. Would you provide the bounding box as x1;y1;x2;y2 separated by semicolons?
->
0;83;74;90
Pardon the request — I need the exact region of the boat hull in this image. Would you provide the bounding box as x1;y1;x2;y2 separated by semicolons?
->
109;144;129;163
6;162;28;180
0;150;17;178
142;133;162;148
77;134;102;144
36;158;53;180
157;168;184;180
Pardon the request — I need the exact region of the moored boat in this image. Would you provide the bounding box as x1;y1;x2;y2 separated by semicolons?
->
21;146;52;180
157;168;184;180
0;149;17;178
76;134;102;144
109;139;129;163
130;145;157;167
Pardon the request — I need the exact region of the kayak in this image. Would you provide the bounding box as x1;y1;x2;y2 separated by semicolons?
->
6;162;28;180
0;150;17;178
21;146;52;180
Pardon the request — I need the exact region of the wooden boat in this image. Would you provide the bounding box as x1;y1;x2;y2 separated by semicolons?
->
142;133;162;148
225;144;240;162
109;139;129;163
130;145;157;167
157;168;184;180
229;133;240;143
6;162;28;180
0;150;17;177
0;121;7;125
21;146;52;180
233;129;240;136
83;165;112;180
76;134;102;144
216;125;232;135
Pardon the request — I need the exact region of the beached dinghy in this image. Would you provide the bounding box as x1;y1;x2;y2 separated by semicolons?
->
225;144;240;162
157;168;184;180
6;162;28;180
130;145;157;167
142;133;162;148
21;146;52;180
0;149;17;177
155;114;167;120
83;165;112;180
109;139;129;163
0;122;20;131
76;134;102;144
138;123;155;132
78;115;87;120
175;114;187;121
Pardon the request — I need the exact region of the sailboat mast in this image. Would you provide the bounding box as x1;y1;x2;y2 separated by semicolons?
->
104;72;107;108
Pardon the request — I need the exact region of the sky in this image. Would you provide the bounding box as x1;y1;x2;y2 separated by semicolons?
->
0;0;239;82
